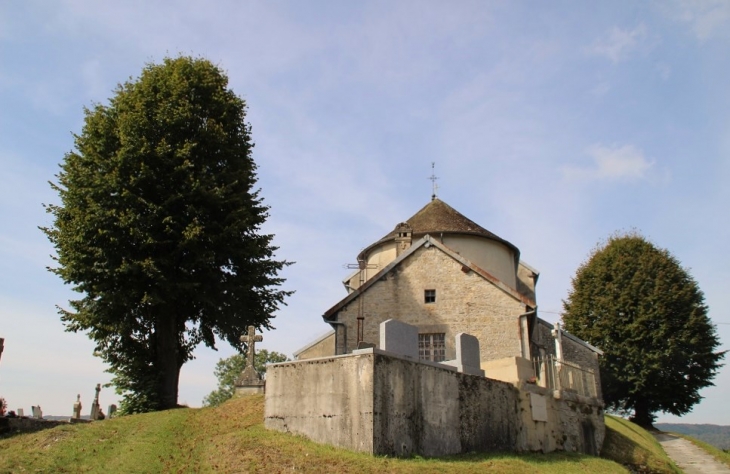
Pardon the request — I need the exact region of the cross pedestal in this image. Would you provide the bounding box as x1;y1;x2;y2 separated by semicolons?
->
235;326;265;396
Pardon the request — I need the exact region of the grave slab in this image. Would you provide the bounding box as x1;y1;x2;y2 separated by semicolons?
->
379;319;418;359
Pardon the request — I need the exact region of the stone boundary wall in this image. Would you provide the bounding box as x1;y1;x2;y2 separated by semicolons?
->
0;417;75;436
265;350;604;457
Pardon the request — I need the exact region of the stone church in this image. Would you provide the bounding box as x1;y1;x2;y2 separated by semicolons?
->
268;198;605;456
294;197;601;390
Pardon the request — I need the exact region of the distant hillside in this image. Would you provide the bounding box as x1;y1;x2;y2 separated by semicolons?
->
655;424;730;450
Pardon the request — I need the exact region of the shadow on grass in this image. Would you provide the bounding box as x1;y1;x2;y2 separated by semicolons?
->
602;421;680;474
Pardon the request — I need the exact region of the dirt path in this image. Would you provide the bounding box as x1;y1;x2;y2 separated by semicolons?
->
654;433;730;474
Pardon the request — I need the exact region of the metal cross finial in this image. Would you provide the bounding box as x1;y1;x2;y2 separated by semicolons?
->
241;326;263;369
428;162;439;200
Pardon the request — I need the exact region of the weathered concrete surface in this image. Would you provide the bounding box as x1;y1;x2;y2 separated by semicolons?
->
655;433;730;474
265;350;604;457
264;354;375;453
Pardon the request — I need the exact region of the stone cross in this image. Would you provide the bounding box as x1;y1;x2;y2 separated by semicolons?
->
90;383;101;420
235;326;265;390
241;326;263;370
73;394;82;420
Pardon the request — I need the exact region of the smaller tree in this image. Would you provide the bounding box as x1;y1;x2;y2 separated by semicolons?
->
563;232;725;427
203;349;288;407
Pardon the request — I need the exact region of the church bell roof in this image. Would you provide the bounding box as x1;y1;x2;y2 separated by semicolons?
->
359;198;519;260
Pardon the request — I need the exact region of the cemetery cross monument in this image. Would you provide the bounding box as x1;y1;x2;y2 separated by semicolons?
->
234;326;265;395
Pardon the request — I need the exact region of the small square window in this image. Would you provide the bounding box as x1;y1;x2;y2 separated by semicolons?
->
424;289;436;303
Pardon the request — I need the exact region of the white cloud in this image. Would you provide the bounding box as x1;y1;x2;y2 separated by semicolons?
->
562;144;656;182
669;0;730;41
587;24;648;63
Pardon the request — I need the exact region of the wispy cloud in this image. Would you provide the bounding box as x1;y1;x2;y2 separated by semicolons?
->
587;24;648;63
669;0;730;41
562;144;658;183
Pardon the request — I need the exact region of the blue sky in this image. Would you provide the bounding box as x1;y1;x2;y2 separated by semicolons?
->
0;1;728;423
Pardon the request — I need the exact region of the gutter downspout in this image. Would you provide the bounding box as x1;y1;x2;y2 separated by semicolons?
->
551;322;564;392
518;309;537;360
324;317;347;355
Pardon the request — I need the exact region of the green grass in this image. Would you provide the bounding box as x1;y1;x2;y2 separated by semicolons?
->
672;433;730;469
600;415;681;474
0;396;645;473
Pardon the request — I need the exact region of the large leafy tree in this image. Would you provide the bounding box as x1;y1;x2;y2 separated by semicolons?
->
202;349;288;407
42;56;292;413
563;232;725;427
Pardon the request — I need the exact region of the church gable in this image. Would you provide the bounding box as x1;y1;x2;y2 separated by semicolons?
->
326;236;528;361
326;235;534;322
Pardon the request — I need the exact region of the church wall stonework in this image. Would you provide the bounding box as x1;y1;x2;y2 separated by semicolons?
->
562;336;603;401
532;320;602;399
294;331;335;360
335;244;525;362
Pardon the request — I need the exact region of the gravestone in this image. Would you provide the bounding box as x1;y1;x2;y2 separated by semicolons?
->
379;319;418;359
90;383;101;420
441;333;485;376
73;394;82;420
108;404;117;418
455;333;485;376
234;326;265;396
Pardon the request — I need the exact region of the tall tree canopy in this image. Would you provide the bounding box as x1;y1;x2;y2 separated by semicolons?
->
202;349;288;408
563;233;725;427
42;56;292;413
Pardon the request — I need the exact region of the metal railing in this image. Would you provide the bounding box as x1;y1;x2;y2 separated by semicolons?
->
532;354;598;399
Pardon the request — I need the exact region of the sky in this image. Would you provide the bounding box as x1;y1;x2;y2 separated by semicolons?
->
0;1;728;424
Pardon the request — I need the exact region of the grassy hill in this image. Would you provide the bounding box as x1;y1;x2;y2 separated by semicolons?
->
0;396;677;473
602;416;681;473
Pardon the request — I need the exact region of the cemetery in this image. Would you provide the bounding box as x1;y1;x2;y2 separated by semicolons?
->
0;380;116;436
264;319;604;457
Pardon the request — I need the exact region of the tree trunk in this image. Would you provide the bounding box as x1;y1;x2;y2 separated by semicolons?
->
631;398;655;428
155;313;181;410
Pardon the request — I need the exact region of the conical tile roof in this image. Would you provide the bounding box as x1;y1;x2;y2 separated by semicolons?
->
359;198;518;259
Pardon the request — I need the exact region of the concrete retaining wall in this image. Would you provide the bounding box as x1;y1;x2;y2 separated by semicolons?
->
264;350;604;457
264;354;375;452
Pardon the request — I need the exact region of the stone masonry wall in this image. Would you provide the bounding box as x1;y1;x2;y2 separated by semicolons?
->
533;320;602;400
534;321;557;358
562;337;603;401
336;245;526;362
296;332;335;360
1;417;72;436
